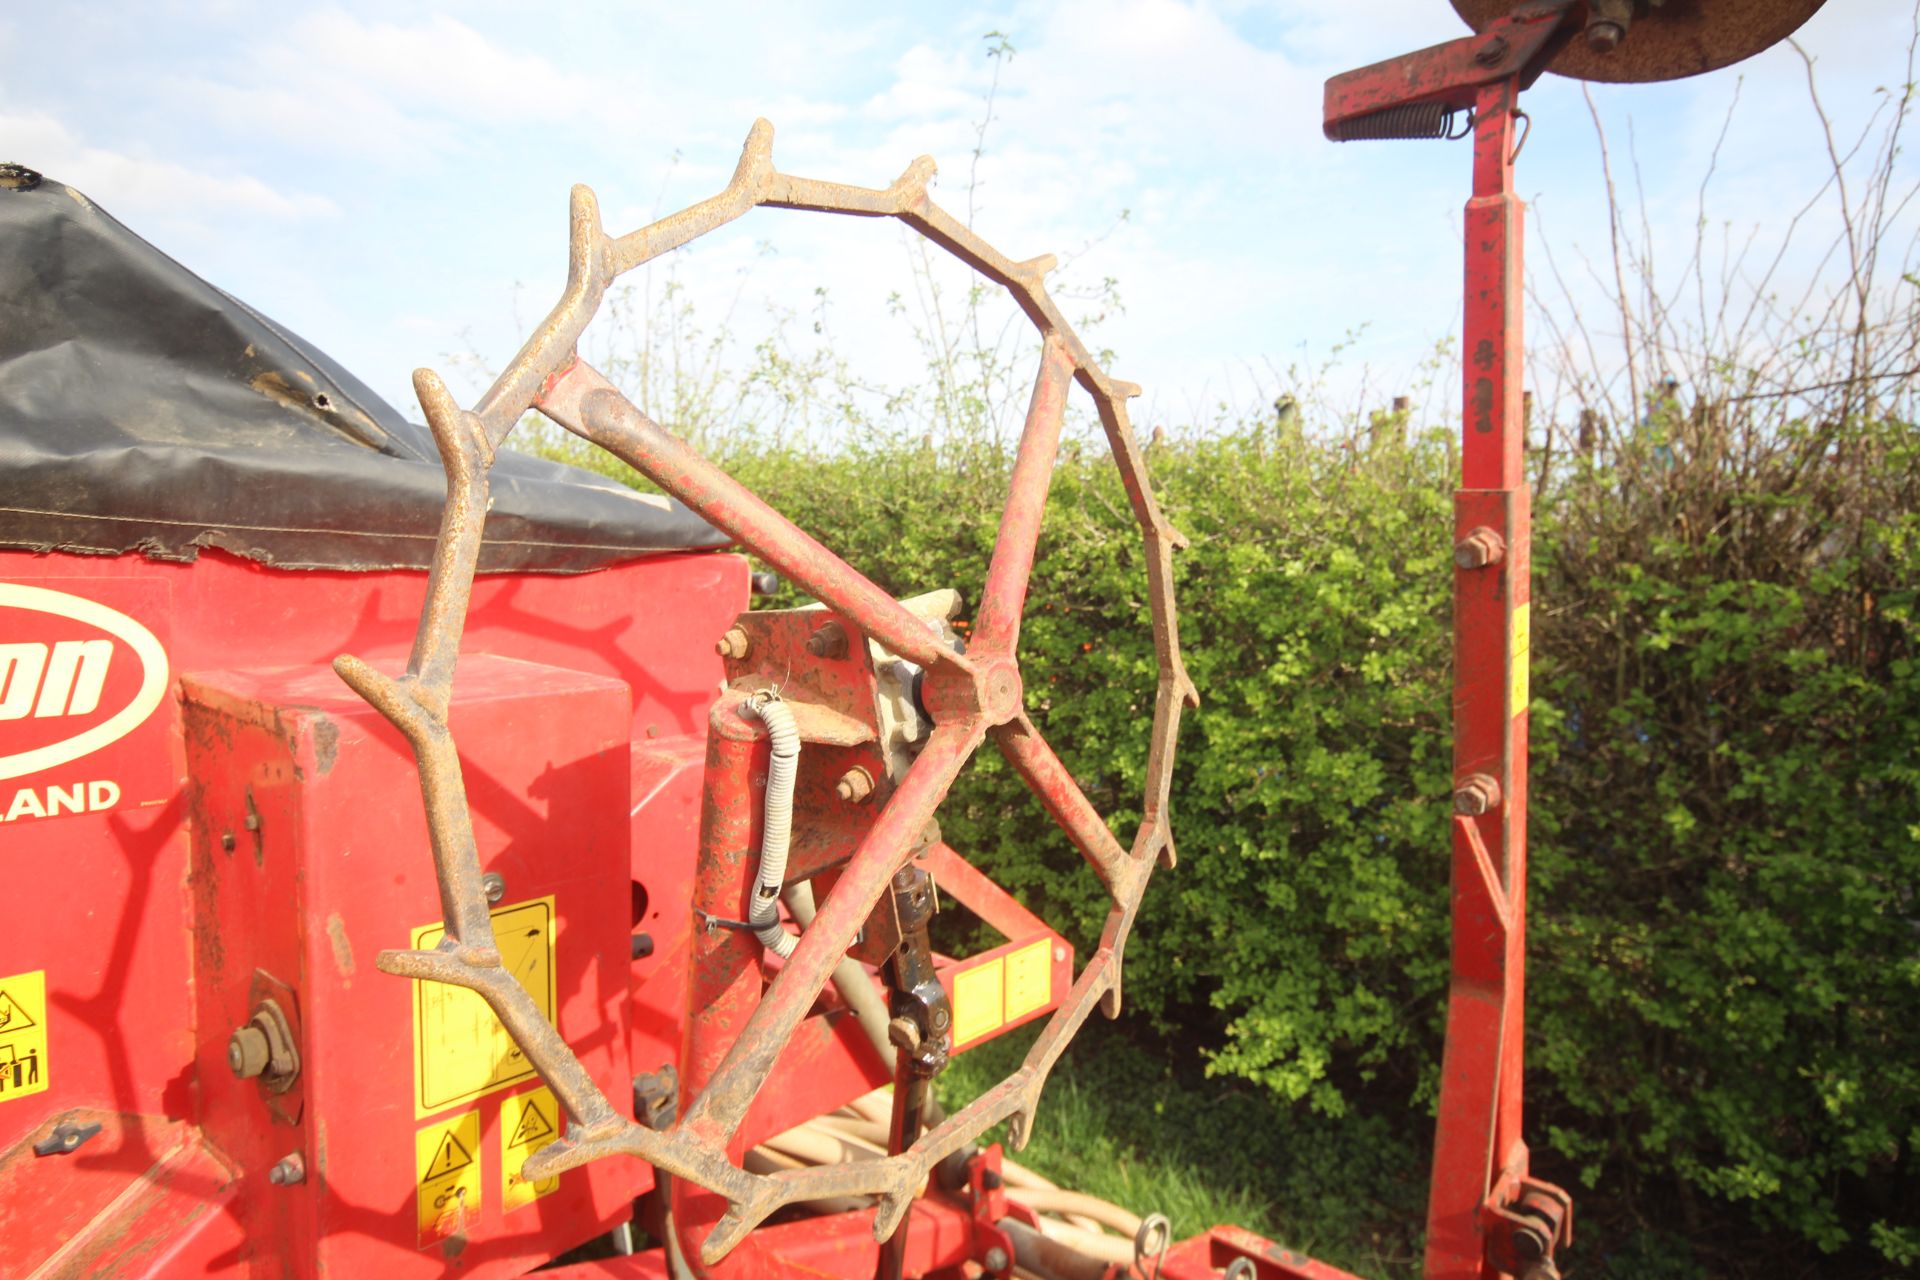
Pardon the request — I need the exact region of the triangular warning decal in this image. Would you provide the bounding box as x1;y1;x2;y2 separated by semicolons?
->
0;990;38;1035
508;1096;556;1148
425;1130;474;1180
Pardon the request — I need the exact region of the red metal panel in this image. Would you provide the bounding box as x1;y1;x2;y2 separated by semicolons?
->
0;546;742;1274
0;1113;242;1278
541;1201;980;1280
628;736;707;1086
1159;1225;1369;1280
181;655;642;1278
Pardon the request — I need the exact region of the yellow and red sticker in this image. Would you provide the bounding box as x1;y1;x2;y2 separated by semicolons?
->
0;970;48;1104
951;937;1055;1048
1510;602;1531;716
415;1110;482;1248
410;896;556;1118
501;1086;562;1213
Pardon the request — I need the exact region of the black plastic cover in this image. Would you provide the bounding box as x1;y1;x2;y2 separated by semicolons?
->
0;169;728;572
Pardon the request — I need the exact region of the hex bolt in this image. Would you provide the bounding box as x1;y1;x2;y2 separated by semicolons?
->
887;1016;922;1054
806;621;849;660
1454;526;1506;569
220;831;236;853
715;626;751;660
267;1153;306;1186
1586;0;1632;53
1454;773;1504;816
481;871;506;904
228;1000;301;1091
228;1024;271;1079
1586;19;1626;52
1473;35;1509;66
1513;1223;1550;1260
835;766;875;804
983;1245;1011;1273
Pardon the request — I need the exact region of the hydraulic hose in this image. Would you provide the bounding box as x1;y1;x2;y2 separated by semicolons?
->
742;692;800;958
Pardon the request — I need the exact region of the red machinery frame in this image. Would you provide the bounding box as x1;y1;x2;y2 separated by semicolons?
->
1324;5;1587;1278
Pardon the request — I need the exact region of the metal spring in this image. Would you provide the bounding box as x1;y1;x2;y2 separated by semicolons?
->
1330;101;1472;142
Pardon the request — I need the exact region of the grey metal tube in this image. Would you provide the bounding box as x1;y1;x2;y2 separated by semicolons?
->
1000;1217;1112;1280
782;879;946;1127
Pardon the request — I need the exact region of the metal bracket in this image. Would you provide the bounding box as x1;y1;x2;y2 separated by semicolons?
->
32;1121;102;1157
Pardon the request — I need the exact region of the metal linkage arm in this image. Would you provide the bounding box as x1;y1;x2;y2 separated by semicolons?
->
1322;0;1579;140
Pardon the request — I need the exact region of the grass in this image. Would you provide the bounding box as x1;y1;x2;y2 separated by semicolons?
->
937;1017;1429;1278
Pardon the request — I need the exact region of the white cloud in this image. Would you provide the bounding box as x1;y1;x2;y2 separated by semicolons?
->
4;0;1904;430
166;9;590;162
1;111;336;219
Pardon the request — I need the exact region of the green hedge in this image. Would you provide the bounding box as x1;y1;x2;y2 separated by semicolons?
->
559;405;1920;1271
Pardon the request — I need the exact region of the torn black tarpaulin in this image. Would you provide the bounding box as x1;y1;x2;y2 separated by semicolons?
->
0;170;730;573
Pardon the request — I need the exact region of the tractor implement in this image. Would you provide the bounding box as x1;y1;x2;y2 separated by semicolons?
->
0;3;1824;1278
1326;4;1826;1279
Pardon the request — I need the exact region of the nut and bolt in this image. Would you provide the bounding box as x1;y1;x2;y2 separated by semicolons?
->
886;1016;922;1053
1586;0;1633;53
715;626;750;660
481;871;506;904
226;999;300;1090
835;766;874;804
267;1153;306;1186
1586;18;1626;53
1454;773;1504;816
1473;34;1510;66
982;1245;1011;1273
1455;526;1506;569
805;621;849;660
228;1024;271;1079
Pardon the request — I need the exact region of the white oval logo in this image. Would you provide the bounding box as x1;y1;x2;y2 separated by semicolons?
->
0;584;170;781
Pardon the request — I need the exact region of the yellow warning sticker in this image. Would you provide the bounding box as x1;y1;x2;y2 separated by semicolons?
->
1003;939;1053;1022
951;958;1004;1046
1510;602;1531;716
0;970;48;1104
411;896;556;1118
501;1085;562;1213
416;1110;482;1248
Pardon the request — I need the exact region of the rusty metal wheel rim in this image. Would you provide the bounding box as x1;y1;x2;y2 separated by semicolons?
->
335;119;1197;1265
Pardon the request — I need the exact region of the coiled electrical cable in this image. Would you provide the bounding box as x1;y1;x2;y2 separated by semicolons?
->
741;691;800;958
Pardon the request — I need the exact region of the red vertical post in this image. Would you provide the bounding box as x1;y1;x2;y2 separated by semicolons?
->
1424;77;1533;1280
674;706;768;1280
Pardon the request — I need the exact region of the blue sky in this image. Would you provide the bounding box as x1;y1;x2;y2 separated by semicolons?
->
6;2;1913;437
